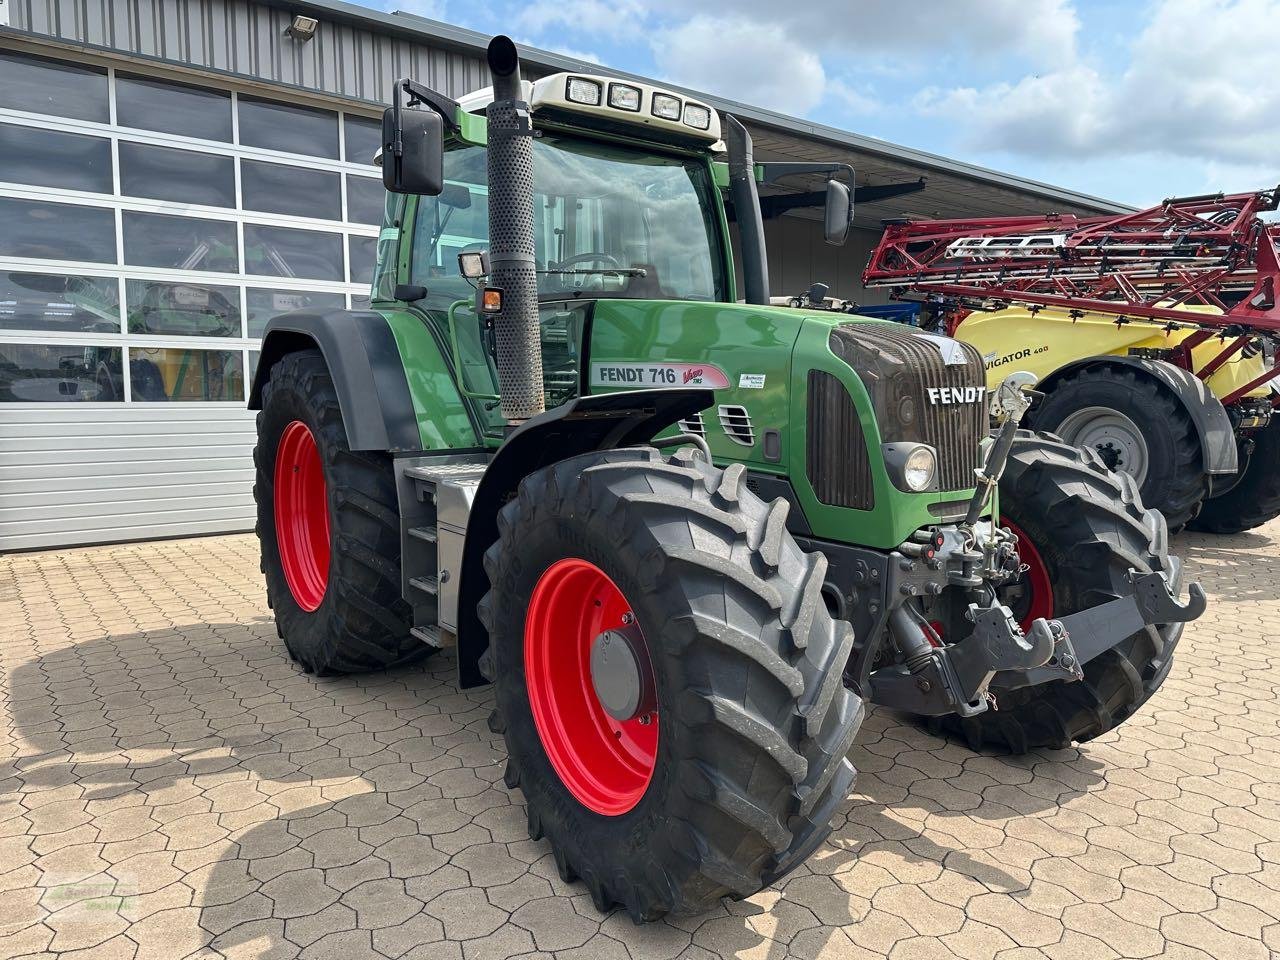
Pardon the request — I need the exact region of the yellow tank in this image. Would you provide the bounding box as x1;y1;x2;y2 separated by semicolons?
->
956;305;1271;401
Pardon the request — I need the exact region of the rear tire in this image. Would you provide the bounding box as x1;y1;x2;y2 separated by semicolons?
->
941;432;1176;753
1187;416;1280;534
1033;366;1207;532
479;447;864;920
255;349;428;675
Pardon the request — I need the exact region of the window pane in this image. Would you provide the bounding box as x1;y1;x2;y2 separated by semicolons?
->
346;175;385;225
241;160;341;221
246;288;345;338
0;344;122;402
119;141;236;208
130;347;243;401
344;115;381;165
244;224;343;281
122;212;238;272
116;73;232;142
348;235;378;284
0;272;120;333
126;280;240;337
0;50;108;123
249;350;260;382
0;199;116;263
351;294;372;311
239;96;338;159
0;123;112;193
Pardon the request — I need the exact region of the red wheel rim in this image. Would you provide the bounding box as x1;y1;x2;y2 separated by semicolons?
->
1002;515;1054;631
274;420;330;612
524;558;658;816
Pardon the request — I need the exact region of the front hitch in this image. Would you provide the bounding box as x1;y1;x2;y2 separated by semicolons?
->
869;568;1206;716
993;570;1206;692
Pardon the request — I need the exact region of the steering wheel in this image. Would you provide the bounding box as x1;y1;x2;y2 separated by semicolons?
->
553;252;622;270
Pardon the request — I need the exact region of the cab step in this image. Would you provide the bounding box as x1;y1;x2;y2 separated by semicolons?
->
408;525;438;543
409;575;439;596
395;454;490;664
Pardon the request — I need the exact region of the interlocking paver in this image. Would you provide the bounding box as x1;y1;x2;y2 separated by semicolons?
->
1;523;1278;958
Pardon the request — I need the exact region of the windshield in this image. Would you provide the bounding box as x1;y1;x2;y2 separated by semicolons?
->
408;133;727;305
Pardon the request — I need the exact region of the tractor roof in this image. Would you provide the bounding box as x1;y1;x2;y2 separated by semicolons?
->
458;72;724;151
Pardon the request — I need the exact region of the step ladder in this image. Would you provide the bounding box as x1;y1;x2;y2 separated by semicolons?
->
395;456;489;650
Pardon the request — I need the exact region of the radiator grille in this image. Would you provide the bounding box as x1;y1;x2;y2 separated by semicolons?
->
827;324;985;492
807;370;874;510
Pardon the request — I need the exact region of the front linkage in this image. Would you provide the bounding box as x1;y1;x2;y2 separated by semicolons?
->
835;372;1205;719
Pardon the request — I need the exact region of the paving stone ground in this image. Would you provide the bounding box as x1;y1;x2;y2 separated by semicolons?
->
1;522;1278;960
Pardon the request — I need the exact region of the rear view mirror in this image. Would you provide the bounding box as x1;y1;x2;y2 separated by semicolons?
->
440;183;472;209
824;179;852;246
382;106;444;196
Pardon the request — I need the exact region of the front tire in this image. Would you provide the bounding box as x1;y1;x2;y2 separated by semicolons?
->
479;447;864;920
1033;366;1207;532
946;432;1176;753
1187;416;1280;534
254;349;428;675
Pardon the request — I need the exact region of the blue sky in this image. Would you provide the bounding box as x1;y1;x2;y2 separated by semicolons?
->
382;0;1280;207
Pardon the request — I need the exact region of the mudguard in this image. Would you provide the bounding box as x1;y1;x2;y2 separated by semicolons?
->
248;310;421;452
1039;356;1238;474
455;388;711;688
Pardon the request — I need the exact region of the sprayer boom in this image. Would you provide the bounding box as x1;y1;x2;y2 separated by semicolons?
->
863;187;1280;332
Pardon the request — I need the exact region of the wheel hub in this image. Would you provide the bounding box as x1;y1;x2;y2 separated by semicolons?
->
589;623;656;722
1054;406;1149;485
524;558;659;816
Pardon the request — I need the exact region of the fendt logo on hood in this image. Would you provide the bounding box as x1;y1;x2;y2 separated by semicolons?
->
927;386;986;405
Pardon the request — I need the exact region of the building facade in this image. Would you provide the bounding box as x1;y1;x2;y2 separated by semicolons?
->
0;1;1126;551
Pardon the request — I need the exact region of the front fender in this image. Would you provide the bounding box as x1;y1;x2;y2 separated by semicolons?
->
249;310;421;452
455;388;711;687
1039;356;1238;474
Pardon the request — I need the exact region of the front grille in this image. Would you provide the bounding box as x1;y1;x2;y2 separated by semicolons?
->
828;324;985;491
808;370;874;509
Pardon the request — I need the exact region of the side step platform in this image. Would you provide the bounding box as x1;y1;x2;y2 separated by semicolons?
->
394;455;490;652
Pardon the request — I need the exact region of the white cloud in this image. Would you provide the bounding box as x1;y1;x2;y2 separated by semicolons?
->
826;78;881;116
651;15;826;116
652;0;1079;61
913;0;1280;175
514;0;648;39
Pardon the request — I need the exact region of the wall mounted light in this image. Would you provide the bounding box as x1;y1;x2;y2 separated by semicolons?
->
287;15;319;40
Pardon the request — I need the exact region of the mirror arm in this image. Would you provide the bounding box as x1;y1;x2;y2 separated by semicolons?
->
759;161;856;188
394;78;462;141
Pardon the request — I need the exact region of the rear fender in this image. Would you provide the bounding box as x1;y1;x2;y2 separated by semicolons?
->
455;388;712;688
249;310;421;452
1038;356;1238;475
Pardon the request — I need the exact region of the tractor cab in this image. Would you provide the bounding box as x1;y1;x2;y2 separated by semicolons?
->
371;63;853;438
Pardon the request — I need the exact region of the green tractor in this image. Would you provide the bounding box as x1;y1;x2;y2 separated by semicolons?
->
251;36;1204;920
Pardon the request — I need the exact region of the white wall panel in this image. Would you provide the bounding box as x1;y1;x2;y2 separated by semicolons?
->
0;403;257;550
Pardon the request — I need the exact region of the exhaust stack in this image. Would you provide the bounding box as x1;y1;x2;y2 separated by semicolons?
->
485;36;545;422
726;116;770;306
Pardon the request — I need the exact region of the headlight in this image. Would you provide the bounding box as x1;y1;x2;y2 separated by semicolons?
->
651;93;681;120
608;83;641;112
566;77;602;106
882;443;938;492
903;446;937;491
683;103;712;130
